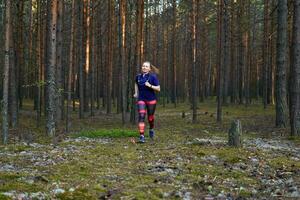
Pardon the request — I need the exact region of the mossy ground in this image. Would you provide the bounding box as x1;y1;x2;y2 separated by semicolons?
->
0;100;299;199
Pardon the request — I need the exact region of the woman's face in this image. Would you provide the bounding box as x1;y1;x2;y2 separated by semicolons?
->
141;63;151;73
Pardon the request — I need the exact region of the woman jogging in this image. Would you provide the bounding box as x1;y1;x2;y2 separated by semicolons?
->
134;61;160;143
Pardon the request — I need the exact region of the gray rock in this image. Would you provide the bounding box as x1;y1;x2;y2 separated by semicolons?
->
30;192;48;199
289;191;300;198
53;188;65;195
183;192;191;200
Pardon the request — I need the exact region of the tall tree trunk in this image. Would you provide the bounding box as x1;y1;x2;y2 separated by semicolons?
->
36;0;43;126
290;0;300;136
120;0;127;124
222;0;230;105
66;0;76;132
78;0;84;118
262;0;270;108
90;0;95;117
56;0;64;121
16;1;24;110
269;0;276;105
192;0;198;123
244;0;251;106
130;0;144;123
237;0;244;104
46;0;58;137
2;0;12;144
162;0;167;107
9;27;17;128
10;1;18;129
230;0;237;103
217;0;224;122
106;0;114;114
172;0;177;107
84;0;90;113
275;0;288;127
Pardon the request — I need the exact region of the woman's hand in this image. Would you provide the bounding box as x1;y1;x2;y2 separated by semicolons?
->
145;81;152;88
145;81;160;92
134;83;138;98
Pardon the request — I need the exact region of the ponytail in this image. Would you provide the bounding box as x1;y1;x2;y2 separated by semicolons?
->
151;65;160;75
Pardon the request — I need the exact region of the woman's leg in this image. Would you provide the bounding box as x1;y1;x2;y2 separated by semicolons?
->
146;100;157;138
137;101;146;138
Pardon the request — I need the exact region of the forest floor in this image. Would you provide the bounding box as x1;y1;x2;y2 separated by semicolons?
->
0;100;300;200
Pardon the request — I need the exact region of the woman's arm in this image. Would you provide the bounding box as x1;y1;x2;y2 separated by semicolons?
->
145;82;160;92
151;84;160;92
134;83;139;98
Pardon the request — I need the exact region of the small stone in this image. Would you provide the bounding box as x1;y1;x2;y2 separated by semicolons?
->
2;191;15;197
286;178;294;185
217;192;226;199
272;189;282;196
289;191;300;198
174;191;182;197
250;157;259;163
204;195;214;200
252;189;258;195
288;186;298;193
207;185;213;192
17;193;27;199
163;192;170;198
30;192;47;199
183;192;191;200
53;188;65;194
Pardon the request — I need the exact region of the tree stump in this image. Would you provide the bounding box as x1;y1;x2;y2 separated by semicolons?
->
228;120;242;147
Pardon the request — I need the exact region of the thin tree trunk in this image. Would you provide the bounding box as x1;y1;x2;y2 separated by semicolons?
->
172;0;177;107
56;0;64;121
217;0;224;122
106;0;114;114
46;0;58;137
230;0;236;103
245;0;250;106
192;0;198;123
2;0;12;144
66;0;76;132
16;1;24;110
262;0;270;108
275;0;288;127
290;0;300;136
9;28;17;128
237;0;244;104
223;0;230;105
84;0;90;113
90;0;95;117
36;0;43;127
120;0;127;124
78;0;84;118
130;0;144;123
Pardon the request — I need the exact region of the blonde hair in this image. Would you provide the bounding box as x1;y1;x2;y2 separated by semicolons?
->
143;61;159;74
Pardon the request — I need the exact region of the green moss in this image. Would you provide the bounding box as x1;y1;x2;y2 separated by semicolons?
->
0;194;11;200
269;156;300;169
56;188;96;200
215;148;248;164
287;136;300;145
73;129;137;138
0;173;44;193
238;189;252;198
0;173;22;181
0;182;43;193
